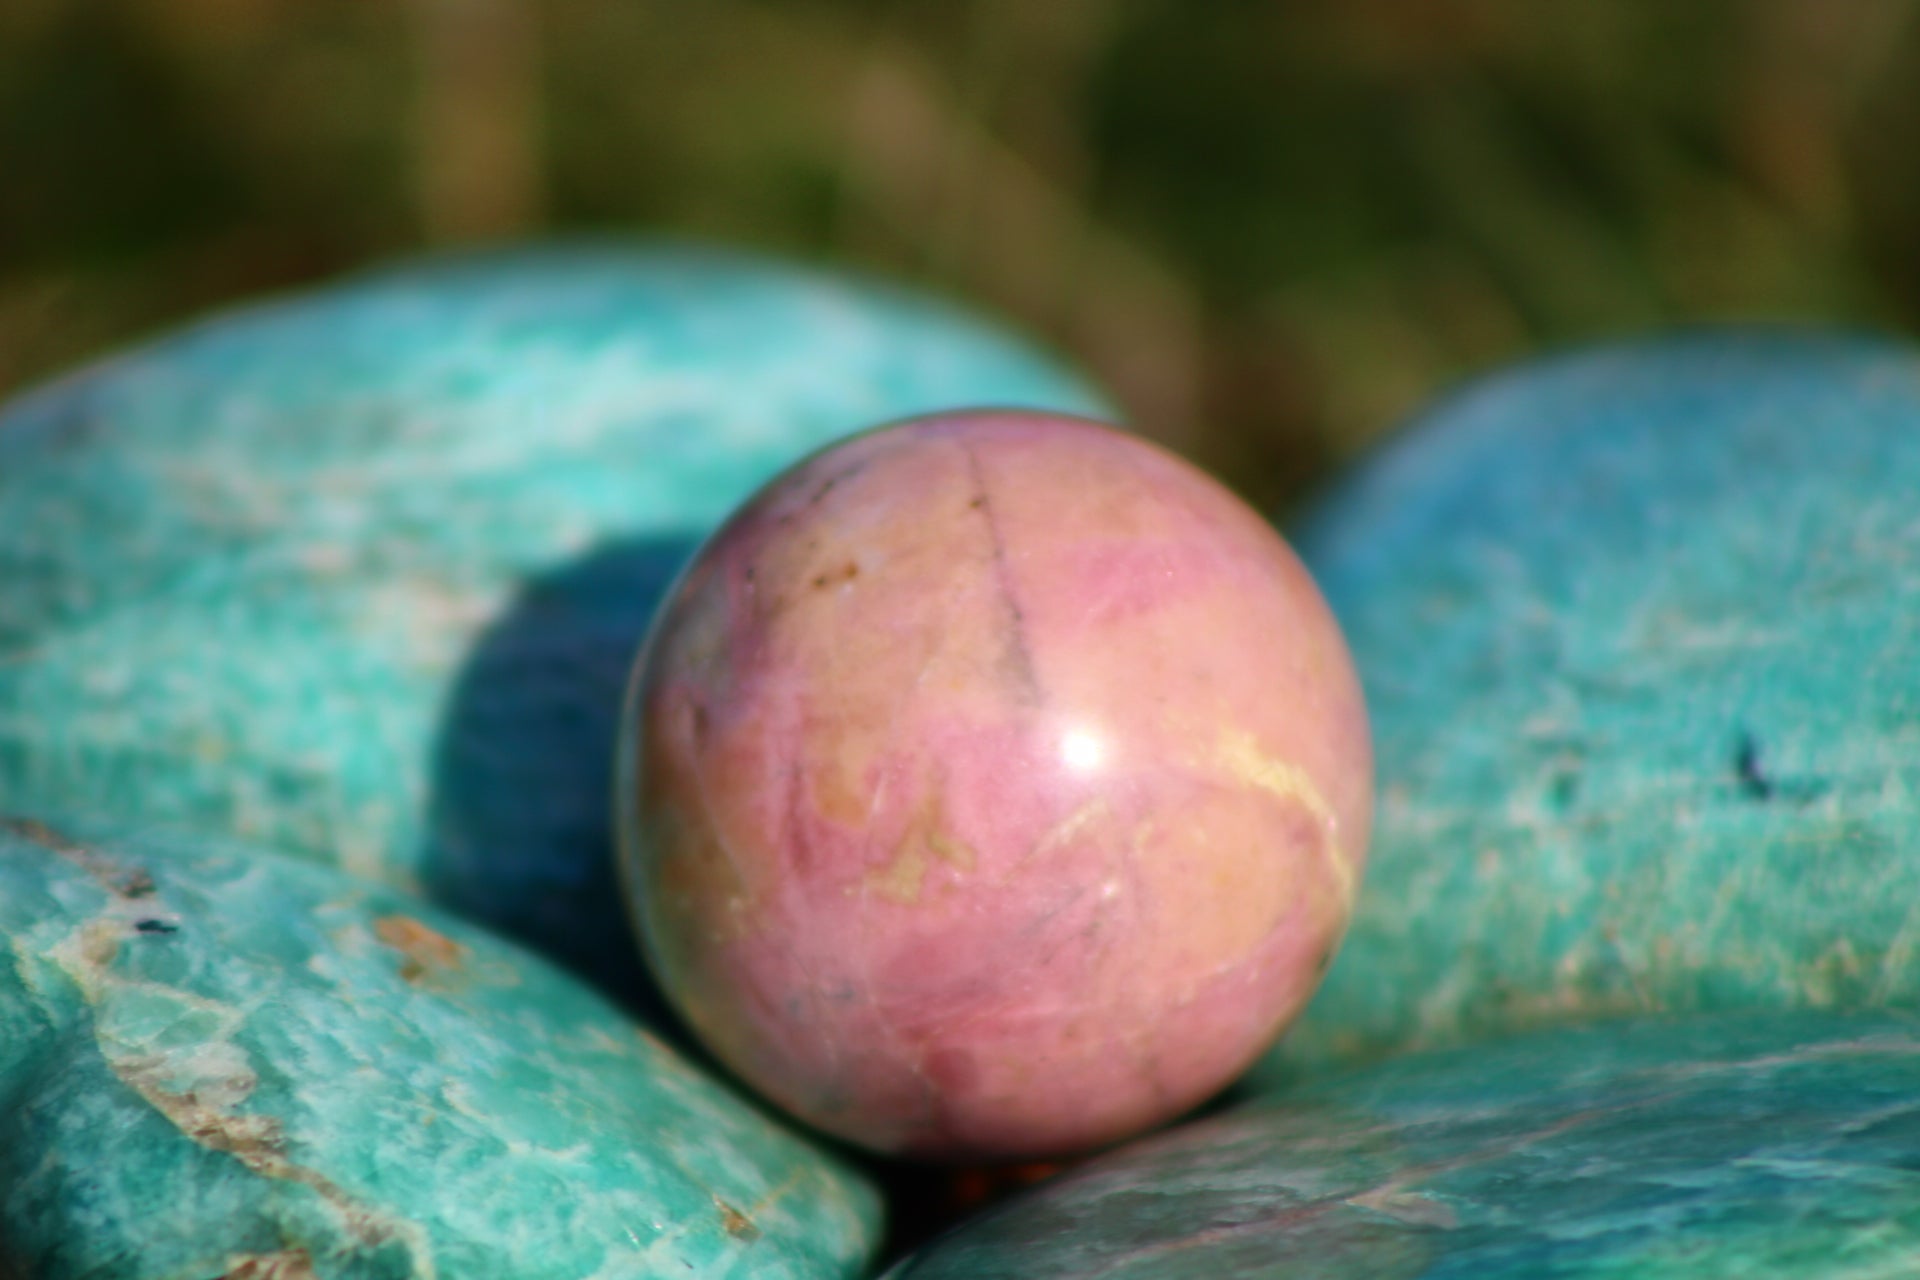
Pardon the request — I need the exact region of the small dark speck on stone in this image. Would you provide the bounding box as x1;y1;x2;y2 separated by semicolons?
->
134;918;179;935
1735;731;1775;802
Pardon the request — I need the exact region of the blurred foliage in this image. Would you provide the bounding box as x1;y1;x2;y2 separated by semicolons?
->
3;0;1918;508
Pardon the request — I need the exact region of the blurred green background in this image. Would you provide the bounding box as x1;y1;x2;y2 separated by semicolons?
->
4;0;1918;508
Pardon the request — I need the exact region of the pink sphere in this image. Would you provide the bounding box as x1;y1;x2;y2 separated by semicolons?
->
618;411;1371;1159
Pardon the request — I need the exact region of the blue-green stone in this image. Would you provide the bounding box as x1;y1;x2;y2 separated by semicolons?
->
0;244;1108;1000
1261;331;1920;1081
890;1011;1920;1279
0;814;880;1278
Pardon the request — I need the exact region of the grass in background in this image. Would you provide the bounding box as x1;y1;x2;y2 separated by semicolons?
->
3;0;1917;508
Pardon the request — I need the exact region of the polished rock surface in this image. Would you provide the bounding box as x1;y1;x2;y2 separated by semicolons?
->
0;814;880;1279
0;243;1106;999
1264;331;1920;1082
623;411;1371;1159
889;1011;1920;1279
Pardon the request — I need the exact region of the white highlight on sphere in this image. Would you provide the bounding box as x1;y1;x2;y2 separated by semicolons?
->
1061;727;1107;774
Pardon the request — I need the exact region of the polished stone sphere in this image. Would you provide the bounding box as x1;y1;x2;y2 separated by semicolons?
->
621;410;1372;1158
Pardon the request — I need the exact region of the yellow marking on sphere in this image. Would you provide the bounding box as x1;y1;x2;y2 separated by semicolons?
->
1217;727;1353;907
1025;798;1111;865
927;831;977;870
868;841;931;904
867;796;977;904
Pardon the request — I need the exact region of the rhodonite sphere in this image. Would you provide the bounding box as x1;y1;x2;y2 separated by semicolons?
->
619;411;1372;1158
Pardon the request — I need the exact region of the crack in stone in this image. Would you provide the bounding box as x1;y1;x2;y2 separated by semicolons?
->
3;817;437;1275
963;446;1042;706
219;1248;319;1280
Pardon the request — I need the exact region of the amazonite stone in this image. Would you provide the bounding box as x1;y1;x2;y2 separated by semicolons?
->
1262;332;1920;1081
0;244;1107;998
890;1012;1920;1279
0;814;880;1279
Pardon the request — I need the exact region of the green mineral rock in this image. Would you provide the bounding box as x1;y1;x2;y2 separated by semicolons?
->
0;243;1105;1001
891;1011;1920;1279
1267;331;1920;1081
0;815;880;1279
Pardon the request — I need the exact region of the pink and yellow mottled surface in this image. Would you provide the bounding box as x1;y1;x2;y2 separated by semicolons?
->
619;411;1371;1159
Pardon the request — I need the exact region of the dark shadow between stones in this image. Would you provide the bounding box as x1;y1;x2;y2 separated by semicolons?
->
424;534;698;1040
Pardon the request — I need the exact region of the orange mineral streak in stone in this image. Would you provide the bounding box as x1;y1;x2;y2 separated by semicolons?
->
622;411;1372;1159
372;914;468;983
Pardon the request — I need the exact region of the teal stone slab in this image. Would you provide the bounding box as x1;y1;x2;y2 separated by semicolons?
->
1259;330;1920;1083
888;1011;1920;1279
0;243;1109;1002
0;814;880;1279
